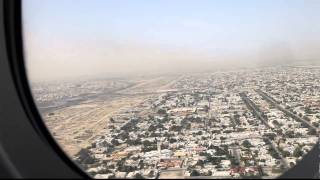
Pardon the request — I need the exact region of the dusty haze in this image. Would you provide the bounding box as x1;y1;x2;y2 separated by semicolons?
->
22;0;320;82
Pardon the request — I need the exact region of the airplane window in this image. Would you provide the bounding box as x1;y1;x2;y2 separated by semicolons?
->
22;0;319;179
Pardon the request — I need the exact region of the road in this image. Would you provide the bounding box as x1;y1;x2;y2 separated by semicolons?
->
256;89;318;133
264;138;290;170
239;92;271;128
240;92;290;169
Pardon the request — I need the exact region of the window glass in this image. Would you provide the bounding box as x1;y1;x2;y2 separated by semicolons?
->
23;0;319;179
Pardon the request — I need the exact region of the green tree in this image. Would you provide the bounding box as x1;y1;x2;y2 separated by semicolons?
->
242;140;252;148
293;147;303;157
282;150;290;157
190;170;200;176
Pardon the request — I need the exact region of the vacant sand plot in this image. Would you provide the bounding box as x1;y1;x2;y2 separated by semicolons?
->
43;94;148;157
41;76;178;157
118;76;178;94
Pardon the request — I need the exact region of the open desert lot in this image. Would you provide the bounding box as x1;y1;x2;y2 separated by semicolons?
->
40;76;178;157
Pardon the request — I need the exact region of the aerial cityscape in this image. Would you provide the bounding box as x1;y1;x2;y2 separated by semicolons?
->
31;66;319;179
23;0;320;178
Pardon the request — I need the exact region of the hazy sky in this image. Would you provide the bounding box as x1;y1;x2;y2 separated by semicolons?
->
23;0;320;81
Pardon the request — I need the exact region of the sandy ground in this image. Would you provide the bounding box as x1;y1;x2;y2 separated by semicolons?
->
42;76;178;157
43;95;148;157
159;169;186;179
118;76;178;94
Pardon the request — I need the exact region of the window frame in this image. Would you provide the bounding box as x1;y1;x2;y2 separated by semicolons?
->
0;0;88;178
0;0;318;178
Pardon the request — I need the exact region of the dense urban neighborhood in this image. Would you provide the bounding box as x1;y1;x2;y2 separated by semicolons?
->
33;66;319;179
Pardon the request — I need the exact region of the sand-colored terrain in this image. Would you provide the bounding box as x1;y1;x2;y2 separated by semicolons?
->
117;76;178;94
44;94;148;157
41;76;178;157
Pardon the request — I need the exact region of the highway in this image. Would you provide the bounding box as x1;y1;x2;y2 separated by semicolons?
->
239;92;289;169
256;89;318;133
264;138;290;170
239;92;271;128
